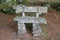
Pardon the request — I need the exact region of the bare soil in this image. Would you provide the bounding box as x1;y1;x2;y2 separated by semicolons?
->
0;9;60;40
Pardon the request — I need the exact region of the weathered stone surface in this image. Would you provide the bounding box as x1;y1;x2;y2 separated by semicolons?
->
13;5;23;13
38;7;48;13
33;23;42;36
13;5;48;14
13;16;47;24
13;5;48;37
24;6;37;12
17;23;42;37
18;23;26;34
13;16;47;36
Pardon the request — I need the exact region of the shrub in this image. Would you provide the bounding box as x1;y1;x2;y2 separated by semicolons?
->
2;7;15;15
0;1;16;15
17;0;28;5
50;2;60;11
41;2;49;6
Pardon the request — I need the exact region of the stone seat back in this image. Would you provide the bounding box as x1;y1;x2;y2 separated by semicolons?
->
13;5;48;17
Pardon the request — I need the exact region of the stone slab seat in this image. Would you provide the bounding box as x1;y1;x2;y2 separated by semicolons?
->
13;16;47;24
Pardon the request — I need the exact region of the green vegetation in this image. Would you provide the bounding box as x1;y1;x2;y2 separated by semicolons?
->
0;0;28;15
0;0;60;15
40;2;60;11
50;2;60;11
21;0;28;4
0;0;16;15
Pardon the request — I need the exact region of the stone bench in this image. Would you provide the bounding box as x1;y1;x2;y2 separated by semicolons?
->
13;5;48;37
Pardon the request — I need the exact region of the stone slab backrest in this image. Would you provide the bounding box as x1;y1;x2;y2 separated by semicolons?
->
14;6;48;17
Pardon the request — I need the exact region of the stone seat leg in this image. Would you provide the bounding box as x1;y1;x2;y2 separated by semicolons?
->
18;23;26;37
33;23;42;37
